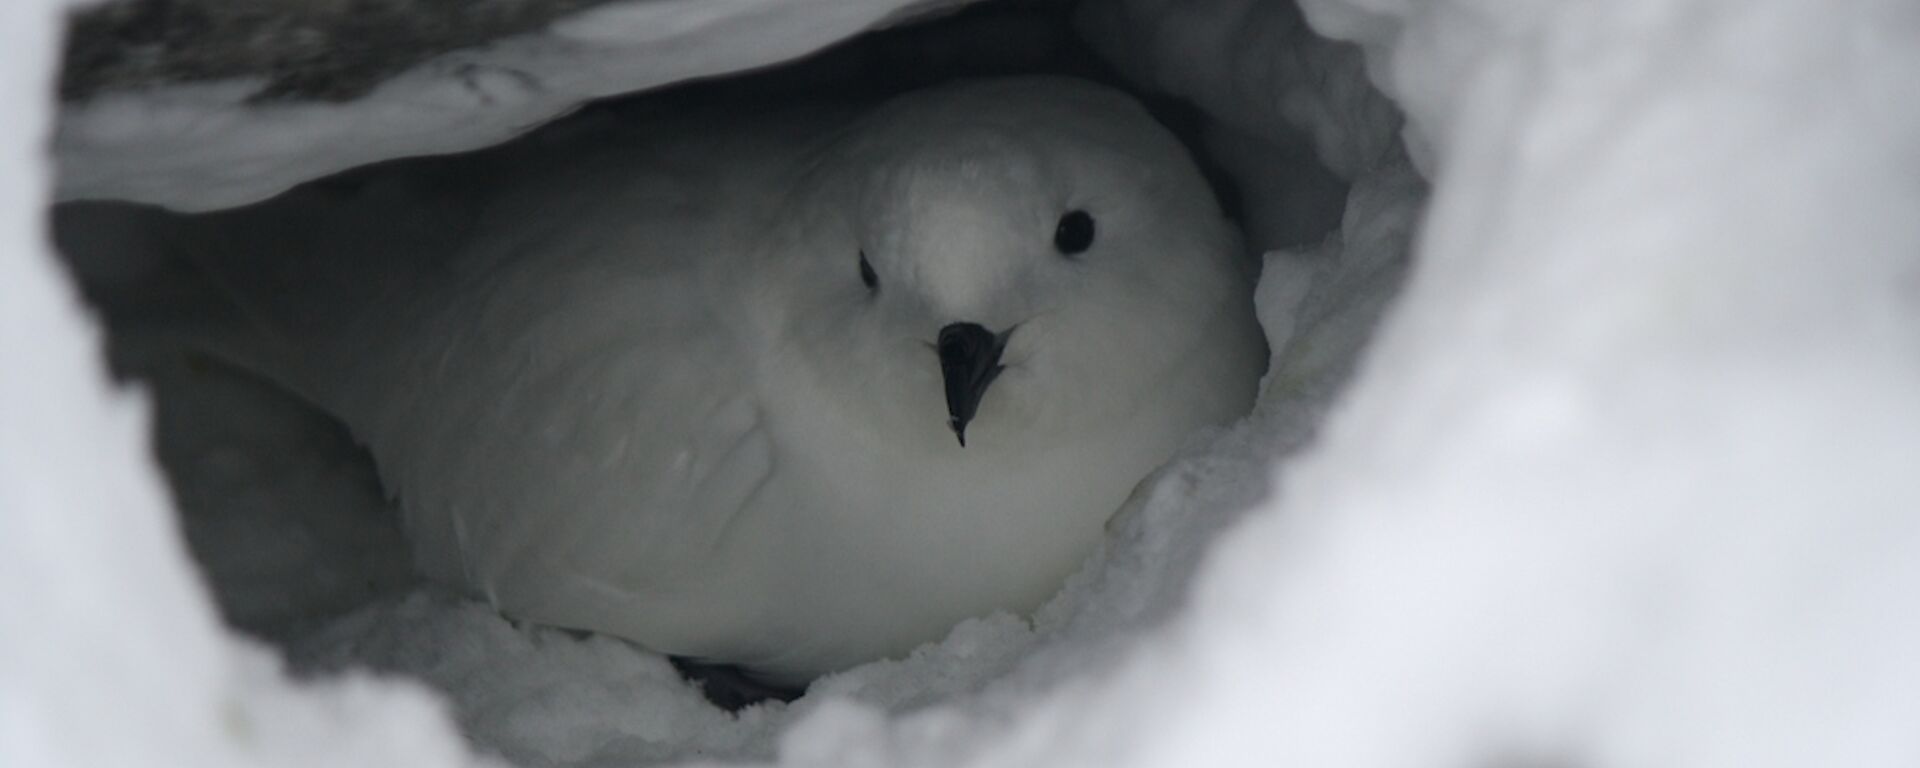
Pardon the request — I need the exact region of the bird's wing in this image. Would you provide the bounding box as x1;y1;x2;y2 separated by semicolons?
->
386;315;774;623
148;115;793;644
332;158;782;639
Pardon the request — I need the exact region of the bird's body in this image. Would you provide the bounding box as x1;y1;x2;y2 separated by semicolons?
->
165;77;1265;683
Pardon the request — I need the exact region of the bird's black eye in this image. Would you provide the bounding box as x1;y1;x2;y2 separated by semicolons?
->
1054;210;1095;255
859;250;879;292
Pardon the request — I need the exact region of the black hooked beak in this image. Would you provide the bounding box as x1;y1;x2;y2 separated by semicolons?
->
937;322;1010;447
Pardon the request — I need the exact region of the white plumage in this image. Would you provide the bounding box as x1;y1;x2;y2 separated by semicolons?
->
168;77;1265;683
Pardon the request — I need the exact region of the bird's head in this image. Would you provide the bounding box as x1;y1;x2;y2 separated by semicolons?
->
773;77;1263;452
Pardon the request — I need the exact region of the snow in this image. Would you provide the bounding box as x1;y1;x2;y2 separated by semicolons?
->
13;0;1920;767
1077;0;1400;182
54;0;973;211
2;2;480;767
1031;0;1920;765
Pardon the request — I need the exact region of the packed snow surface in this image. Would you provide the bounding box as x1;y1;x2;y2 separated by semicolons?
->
54;0;972;211
11;0;1920;766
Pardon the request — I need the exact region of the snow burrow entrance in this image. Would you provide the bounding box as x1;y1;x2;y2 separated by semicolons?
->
49;1;1415;765
22;0;1920;766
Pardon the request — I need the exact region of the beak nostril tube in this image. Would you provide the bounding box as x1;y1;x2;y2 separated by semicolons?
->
937;322;1009;447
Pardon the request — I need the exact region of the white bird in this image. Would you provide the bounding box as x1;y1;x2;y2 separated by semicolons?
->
145;76;1266;688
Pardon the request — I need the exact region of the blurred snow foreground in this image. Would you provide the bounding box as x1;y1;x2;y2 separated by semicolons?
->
6;0;1920;765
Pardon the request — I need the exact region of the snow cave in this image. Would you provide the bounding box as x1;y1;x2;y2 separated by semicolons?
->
7;0;1918;767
